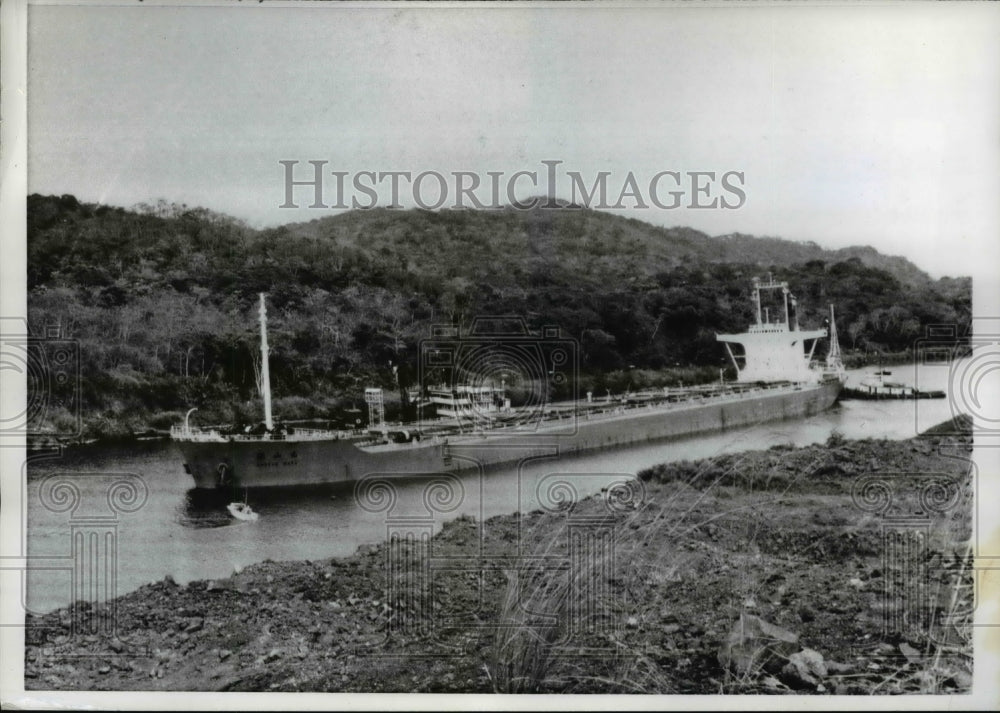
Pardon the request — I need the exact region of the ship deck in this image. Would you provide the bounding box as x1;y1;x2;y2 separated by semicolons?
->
172;379;837;448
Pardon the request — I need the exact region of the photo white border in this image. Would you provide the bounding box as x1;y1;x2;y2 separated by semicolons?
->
2;0;998;709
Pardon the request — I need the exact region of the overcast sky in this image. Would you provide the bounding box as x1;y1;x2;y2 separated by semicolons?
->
26;2;1000;278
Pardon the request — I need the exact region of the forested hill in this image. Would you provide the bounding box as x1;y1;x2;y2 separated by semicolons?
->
288;207;936;289
26;193;971;440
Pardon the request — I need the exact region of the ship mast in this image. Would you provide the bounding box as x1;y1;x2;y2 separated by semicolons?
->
752;277;762;325
826;303;845;378
259;293;274;431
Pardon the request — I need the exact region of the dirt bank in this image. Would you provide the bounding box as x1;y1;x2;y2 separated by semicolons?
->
24;417;974;694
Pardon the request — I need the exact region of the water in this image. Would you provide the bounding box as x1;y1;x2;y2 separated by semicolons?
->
22;360;964;613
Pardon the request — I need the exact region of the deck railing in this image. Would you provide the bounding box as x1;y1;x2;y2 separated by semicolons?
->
170;425;358;442
171;380;825;443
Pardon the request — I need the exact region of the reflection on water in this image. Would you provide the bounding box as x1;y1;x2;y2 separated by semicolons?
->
24;359;967;613
178;489;238;529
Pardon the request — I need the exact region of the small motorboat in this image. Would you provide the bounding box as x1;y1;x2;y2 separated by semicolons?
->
227;501;259;521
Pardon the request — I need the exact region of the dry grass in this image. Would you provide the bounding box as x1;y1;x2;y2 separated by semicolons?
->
486;457;754;693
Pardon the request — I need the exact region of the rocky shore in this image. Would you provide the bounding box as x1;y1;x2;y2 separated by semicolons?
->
24;417;974;694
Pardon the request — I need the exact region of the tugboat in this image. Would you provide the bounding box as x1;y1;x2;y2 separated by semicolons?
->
172;280;845;490
841;368;945;400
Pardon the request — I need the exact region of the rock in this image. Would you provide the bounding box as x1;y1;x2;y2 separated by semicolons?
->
109;638;126;653
626;616;640;629
761;675;785;691
662;623;681;635
848;577;865;589
825;660;853;674
184;617;204;633
913;669;937;692
263;648;282;663
899;642;921;664
208;665;230;680
98;665;111;675
718;614;799;676
218;649;232;661
946;669;973;690
780;648;827;688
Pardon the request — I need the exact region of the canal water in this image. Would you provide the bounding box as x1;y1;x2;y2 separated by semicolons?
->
21;360;965;613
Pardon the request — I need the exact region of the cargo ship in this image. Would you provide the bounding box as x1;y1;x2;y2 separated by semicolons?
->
172;278;845;490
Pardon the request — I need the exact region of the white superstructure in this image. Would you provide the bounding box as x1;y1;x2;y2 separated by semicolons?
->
716;276;828;384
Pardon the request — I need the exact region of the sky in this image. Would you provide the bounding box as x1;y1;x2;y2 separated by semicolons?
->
25;1;1000;278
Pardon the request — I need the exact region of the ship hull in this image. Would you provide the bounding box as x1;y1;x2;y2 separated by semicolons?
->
176;379;842;489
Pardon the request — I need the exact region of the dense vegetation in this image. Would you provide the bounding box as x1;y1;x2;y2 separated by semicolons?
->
26;194;971;440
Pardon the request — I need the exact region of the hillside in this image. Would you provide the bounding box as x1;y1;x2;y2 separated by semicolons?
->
286;205;935;288
25;194;971;440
